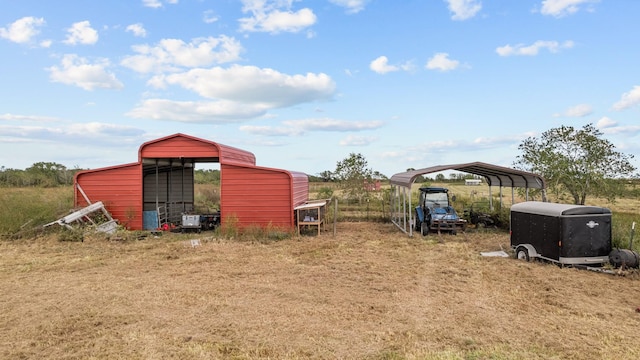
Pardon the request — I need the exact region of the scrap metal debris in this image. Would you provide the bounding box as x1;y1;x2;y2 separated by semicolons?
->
44;201;118;234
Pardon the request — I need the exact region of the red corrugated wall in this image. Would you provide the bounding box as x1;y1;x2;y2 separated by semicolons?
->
74;163;142;229
74;133;307;231
221;164;309;229
290;171;310;208
139;133;256;165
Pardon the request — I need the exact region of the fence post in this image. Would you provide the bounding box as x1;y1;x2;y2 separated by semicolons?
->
333;198;338;237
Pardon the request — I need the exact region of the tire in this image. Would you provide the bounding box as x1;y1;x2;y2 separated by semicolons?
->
515;246;530;261
420;221;429;236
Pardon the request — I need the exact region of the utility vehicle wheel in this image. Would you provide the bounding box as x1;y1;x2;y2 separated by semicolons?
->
420;222;429;236
515;246;530;261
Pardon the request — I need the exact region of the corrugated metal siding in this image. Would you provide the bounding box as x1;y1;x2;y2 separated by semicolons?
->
139;133;256;166
140;134;220;159
142;167;194;214
219;143;257;166
74;163;142;229
72;133;306;231
290;171;309;207
221;164;303;229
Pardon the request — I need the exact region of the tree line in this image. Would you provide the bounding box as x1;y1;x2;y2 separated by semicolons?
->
0;162;82;187
2;124;637;205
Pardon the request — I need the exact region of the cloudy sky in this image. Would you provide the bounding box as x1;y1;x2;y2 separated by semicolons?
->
1;0;639;177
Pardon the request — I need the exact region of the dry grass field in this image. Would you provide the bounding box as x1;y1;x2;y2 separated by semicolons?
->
2;222;640;359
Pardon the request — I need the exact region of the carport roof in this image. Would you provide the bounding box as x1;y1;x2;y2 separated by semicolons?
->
389;161;545;189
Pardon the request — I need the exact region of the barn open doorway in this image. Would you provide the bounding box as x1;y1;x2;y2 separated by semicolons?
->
193;162;221;215
141;158;220;230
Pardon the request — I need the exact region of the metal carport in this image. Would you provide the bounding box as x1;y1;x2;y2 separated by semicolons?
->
389;161;546;236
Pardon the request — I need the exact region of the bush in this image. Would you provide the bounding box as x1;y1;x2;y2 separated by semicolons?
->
316;187;334;200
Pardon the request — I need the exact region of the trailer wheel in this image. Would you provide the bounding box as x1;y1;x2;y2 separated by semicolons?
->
515;246;530;261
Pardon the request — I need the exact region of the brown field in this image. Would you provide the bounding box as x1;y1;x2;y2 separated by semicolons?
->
1;222;640;359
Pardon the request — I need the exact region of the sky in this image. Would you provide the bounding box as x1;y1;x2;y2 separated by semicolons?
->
1;0;640;178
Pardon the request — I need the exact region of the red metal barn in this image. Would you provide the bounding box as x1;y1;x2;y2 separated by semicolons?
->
73;133;309;231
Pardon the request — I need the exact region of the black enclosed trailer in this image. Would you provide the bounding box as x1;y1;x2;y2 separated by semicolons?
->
510;201;612;266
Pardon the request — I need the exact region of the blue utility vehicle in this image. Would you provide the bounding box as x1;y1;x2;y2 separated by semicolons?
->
415;187;467;236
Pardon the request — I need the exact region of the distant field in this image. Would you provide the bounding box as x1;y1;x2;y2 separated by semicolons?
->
1;222;639;359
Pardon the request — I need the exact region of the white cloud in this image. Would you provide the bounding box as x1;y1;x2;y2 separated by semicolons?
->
0;122;143;146
425;53;460;72
131;64;336;123
203;10;219;24
239;0;317;34
553;103;593;117
121;36;243;73
142;0;177;8
151;65;336;107
612;86;640;111
126;99;269;123
496;40;574;56
63;21;99;45
48;54;123;91
445;0;482;21
240;118;383;137
596;116;617;129
339;135;378;146
0;113;59;122
370;56;415;74
0;16;45;44
240;125;303;136
329;0;369;14
370;56;398;74
540;0;599;18
126;23;147;37
143;0;162;8
282;118;383;132
596;117;640;136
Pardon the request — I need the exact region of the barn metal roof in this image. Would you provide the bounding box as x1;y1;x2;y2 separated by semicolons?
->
389;161;545;189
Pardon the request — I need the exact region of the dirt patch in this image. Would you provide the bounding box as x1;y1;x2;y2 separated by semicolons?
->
1;222;639;359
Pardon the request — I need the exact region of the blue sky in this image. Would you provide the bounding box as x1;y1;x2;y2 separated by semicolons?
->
1;0;639;178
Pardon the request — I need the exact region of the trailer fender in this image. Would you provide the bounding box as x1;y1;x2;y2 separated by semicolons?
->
514;244;538;261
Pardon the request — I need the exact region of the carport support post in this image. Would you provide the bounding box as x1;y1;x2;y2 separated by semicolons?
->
407;185;412;237
155;159;159;211
489;186;493;211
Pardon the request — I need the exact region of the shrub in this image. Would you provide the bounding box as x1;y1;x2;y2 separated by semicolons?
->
316;187;334;200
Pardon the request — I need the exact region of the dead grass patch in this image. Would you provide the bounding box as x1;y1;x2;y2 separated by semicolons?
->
1;222;639;359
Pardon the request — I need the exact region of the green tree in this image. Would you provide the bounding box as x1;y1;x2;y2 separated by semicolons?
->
317;170;334;182
514;124;636;205
194;169;220;184
334;153;373;200
25;162;70;187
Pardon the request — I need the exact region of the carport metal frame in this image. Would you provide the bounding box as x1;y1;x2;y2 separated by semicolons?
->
389;162;546;236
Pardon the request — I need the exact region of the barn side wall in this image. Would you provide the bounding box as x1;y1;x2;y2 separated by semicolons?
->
74;163;142;230
221;164;308;229
291;171;310;208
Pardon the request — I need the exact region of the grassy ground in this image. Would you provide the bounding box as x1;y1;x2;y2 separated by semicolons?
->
1;222;640;359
